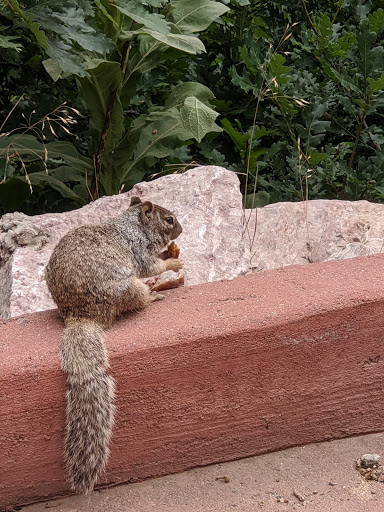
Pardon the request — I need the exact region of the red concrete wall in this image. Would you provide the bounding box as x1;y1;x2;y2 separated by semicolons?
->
2;254;384;509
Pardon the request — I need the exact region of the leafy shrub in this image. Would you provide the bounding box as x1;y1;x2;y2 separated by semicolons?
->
1;0;384;215
0;0;228;213
185;0;384;206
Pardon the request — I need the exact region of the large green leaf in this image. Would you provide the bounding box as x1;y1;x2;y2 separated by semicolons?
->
368;8;384;34
315;13;333;41
79;60;121;127
45;39;87;77
253;126;272;139
111;130;140;169
114;0;170;33
0;135;93;170
0;172;85;212
367;71;384;94
308;149;328;165
95;0;120;30
50;166;85;183
63;24;114;53
32;7;115;53
170;0;229;34
0;134;43;161
4;0;48;48
137;29;205;54
230;67;256;94
180;97;220;142
121;43;165;106
42;58;63;82
29;20;48;48
120;117;191;183
165;82;215;108
45;141;93;170
221;119;249;151
78;60;124;153
269;54;290;85
21;172;86;203
131;117;188;159
0;34;23;51
7;1;115;80
357;24;383;83
302;99;331;146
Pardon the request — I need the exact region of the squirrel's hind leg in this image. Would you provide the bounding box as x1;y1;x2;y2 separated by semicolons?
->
149;291;165;302
118;277;154;313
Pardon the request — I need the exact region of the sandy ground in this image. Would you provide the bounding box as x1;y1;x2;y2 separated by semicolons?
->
21;432;384;512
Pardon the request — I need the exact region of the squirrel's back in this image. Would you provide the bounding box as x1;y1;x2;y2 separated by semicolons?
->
46;223;136;326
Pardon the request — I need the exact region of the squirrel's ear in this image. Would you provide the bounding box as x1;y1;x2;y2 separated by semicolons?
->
141;201;153;223
130;196;142;206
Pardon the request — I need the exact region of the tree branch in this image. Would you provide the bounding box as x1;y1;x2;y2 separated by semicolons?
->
300;0;319;37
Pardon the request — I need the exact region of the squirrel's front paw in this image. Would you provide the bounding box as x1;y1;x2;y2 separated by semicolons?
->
149;291;165;302
165;258;184;272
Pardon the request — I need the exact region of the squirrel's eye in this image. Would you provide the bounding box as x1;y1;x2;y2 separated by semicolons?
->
165;216;174;225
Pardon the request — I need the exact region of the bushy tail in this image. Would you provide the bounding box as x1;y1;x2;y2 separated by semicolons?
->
61;318;115;494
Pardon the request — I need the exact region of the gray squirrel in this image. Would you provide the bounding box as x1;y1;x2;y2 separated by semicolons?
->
45;196;183;494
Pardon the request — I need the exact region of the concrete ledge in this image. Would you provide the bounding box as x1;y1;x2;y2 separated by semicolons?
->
2;255;384;509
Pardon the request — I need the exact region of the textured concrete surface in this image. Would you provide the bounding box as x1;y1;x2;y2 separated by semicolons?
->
1;254;384;509
21;432;384;512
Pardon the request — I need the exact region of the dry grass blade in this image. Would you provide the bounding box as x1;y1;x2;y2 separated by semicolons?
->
3;102;79;140
47;120;57;137
242;24;301;260
56;122;72;135
11;145;33;193
66;106;82;116
159;161;201;178
0;101;81;191
297;136;304;201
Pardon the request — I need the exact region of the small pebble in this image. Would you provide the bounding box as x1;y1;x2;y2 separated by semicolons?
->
215;476;230;483
360;454;381;468
293;490;305;503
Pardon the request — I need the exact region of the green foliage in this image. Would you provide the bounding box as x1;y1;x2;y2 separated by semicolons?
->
185;0;384;204
0;25;22;50
0;0;228;212
0;131;93;212
1;0;384;214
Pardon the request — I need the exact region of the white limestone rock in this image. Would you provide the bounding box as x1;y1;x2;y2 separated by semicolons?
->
4;170;384;320
244;199;384;271
1;166;249;318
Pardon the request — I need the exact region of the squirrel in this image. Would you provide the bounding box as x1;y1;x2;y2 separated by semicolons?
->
45;196;183;494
